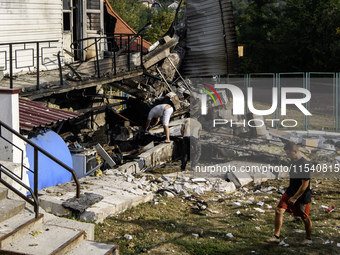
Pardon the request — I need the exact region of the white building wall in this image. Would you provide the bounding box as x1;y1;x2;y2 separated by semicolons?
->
0;0;63;74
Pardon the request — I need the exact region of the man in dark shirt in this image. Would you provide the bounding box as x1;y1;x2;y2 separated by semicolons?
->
266;142;312;245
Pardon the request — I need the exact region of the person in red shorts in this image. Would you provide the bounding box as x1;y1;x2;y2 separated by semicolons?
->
266;141;312;245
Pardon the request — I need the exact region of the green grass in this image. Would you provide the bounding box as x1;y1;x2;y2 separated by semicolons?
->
94;177;340;255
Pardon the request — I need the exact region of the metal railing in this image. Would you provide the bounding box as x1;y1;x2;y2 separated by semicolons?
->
0;40;59;90
71;34;144;78
223;72;340;131
0;120;80;218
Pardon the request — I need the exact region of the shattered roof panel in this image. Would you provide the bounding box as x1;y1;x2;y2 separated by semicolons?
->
181;0;239;76
19;98;79;131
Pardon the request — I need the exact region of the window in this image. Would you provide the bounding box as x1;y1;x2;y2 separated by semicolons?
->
86;0;101;32
87;13;101;31
63;0;72;31
63;0;71;10
87;0;100;10
63;13;71;31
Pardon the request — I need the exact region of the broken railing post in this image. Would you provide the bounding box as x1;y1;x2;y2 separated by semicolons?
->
57;51;63;86
127;35;131;71
140;35;143;69
9;44;13;89
36;42;40;90
95;38;100;78
34;148;39;218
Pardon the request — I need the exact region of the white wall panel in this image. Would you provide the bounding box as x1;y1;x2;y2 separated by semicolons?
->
0;0;63;74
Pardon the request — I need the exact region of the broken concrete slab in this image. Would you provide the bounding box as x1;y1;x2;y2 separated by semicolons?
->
137;141;174;170
250;171;276;185
115;161;141;175
143;37;178;69
62;193;104;213
38;174;154;223
212;181;236;193
79;192;153;223
227;171;253;188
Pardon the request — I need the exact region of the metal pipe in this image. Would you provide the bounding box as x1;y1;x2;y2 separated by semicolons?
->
127;35;130;71
36;42;40;90
57;51;63;85
33;149;39;218
9;44;13;89
113;37;117;75
95;39;100;78
140;35;143;69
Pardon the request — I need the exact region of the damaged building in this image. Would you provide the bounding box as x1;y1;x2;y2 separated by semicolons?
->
0;0;338;253
0;0;240;184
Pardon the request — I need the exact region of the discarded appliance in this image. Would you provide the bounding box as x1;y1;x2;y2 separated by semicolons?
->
71;150;97;179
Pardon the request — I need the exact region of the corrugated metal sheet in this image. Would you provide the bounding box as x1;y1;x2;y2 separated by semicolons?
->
19;98;79;131
181;0;239;76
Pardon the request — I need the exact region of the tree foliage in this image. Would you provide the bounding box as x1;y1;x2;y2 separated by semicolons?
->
234;0;340;72
108;0;152;32
108;0;175;44
109;0;340;72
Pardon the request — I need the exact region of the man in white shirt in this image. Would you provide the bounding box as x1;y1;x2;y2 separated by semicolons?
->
180;116;202;171
145;104;174;143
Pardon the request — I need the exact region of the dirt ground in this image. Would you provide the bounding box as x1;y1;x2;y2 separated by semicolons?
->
94;164;340;255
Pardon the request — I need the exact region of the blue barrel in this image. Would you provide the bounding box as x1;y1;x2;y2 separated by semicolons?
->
26;130;72;191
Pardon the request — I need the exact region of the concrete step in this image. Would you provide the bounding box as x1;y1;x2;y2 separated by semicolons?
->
0;198;25;223
0;211;43;249
0;187;8;201
1;224;85;255
68;240;119;255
